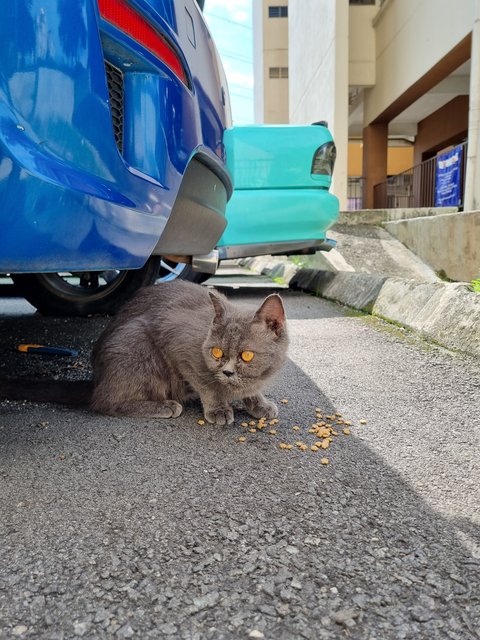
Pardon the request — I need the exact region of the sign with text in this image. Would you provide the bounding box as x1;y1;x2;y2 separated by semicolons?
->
435;145;463;207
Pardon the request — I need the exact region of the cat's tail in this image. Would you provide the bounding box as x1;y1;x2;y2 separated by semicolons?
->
0;377;93;407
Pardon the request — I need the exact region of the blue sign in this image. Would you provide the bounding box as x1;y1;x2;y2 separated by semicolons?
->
435;145;463;207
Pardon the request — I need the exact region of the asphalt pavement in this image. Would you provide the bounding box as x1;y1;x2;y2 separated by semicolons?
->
0;277;479;640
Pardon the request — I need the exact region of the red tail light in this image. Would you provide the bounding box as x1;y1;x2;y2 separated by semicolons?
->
98;0;188;85
311;142;337;176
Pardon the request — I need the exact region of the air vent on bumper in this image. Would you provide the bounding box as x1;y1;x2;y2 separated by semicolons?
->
104;60;124;153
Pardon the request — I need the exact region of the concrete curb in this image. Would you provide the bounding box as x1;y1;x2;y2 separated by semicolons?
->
337;207;458;226
289;269;480;358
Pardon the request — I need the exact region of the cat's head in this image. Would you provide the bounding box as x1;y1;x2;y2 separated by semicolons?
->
202;292;288;390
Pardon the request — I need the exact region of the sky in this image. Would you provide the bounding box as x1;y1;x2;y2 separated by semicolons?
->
203;0;254;124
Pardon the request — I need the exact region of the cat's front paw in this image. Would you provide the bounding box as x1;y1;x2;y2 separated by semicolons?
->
204;406;234;426
161;400;184;418
245;398;278;420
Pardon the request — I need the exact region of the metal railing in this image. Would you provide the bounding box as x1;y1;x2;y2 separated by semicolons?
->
373;141;467;209
347;176;365;210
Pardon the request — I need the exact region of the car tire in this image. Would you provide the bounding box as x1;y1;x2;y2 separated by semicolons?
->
158;258;212;285
11;257;162;317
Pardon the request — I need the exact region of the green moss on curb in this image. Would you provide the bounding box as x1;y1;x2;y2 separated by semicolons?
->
469;278;480;293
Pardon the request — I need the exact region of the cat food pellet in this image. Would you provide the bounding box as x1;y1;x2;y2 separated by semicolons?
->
238;436;246;442
197;419;205;425
317;428;330;438
247;404;362;459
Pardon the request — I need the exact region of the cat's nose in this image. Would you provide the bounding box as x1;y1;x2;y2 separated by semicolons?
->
223;369;235;377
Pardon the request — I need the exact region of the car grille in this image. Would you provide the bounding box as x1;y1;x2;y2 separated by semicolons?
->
105;60;124;153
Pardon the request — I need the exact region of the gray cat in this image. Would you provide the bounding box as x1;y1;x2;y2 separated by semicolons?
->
91;280;288;424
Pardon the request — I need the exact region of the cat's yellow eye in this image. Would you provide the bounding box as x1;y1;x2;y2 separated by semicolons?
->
241;350;255;362
211;347;223;359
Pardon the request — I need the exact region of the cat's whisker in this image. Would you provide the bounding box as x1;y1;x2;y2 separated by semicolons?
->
197;377;222;391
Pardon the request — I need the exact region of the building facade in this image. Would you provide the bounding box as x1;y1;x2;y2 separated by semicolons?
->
253;0;289;124
254;0;480;212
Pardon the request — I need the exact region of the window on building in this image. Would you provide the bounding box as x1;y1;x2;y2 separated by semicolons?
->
269;66;289;79
349;0;376;5
268;6;288;18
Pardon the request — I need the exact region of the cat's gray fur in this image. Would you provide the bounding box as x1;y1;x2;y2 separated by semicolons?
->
91;280;288;424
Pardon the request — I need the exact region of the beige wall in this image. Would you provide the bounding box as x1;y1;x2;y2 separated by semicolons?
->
261;0;289;123
263;50;289;123
364;0;474;124
348;4;376;87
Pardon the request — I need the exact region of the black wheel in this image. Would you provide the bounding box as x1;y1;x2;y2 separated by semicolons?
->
11;257;161;316
158;257;212;284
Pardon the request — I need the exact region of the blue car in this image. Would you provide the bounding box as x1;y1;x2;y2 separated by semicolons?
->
0;0;232;315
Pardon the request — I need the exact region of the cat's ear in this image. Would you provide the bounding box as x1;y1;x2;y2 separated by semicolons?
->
254;294;286;336
209;292;226;323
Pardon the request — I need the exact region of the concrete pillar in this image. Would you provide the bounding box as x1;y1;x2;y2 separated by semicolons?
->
288;0;349;209
331;0;349;211
363;123;388;209
464;0;480;211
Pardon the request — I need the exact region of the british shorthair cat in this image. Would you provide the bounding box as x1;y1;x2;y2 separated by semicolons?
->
91;280;288;424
